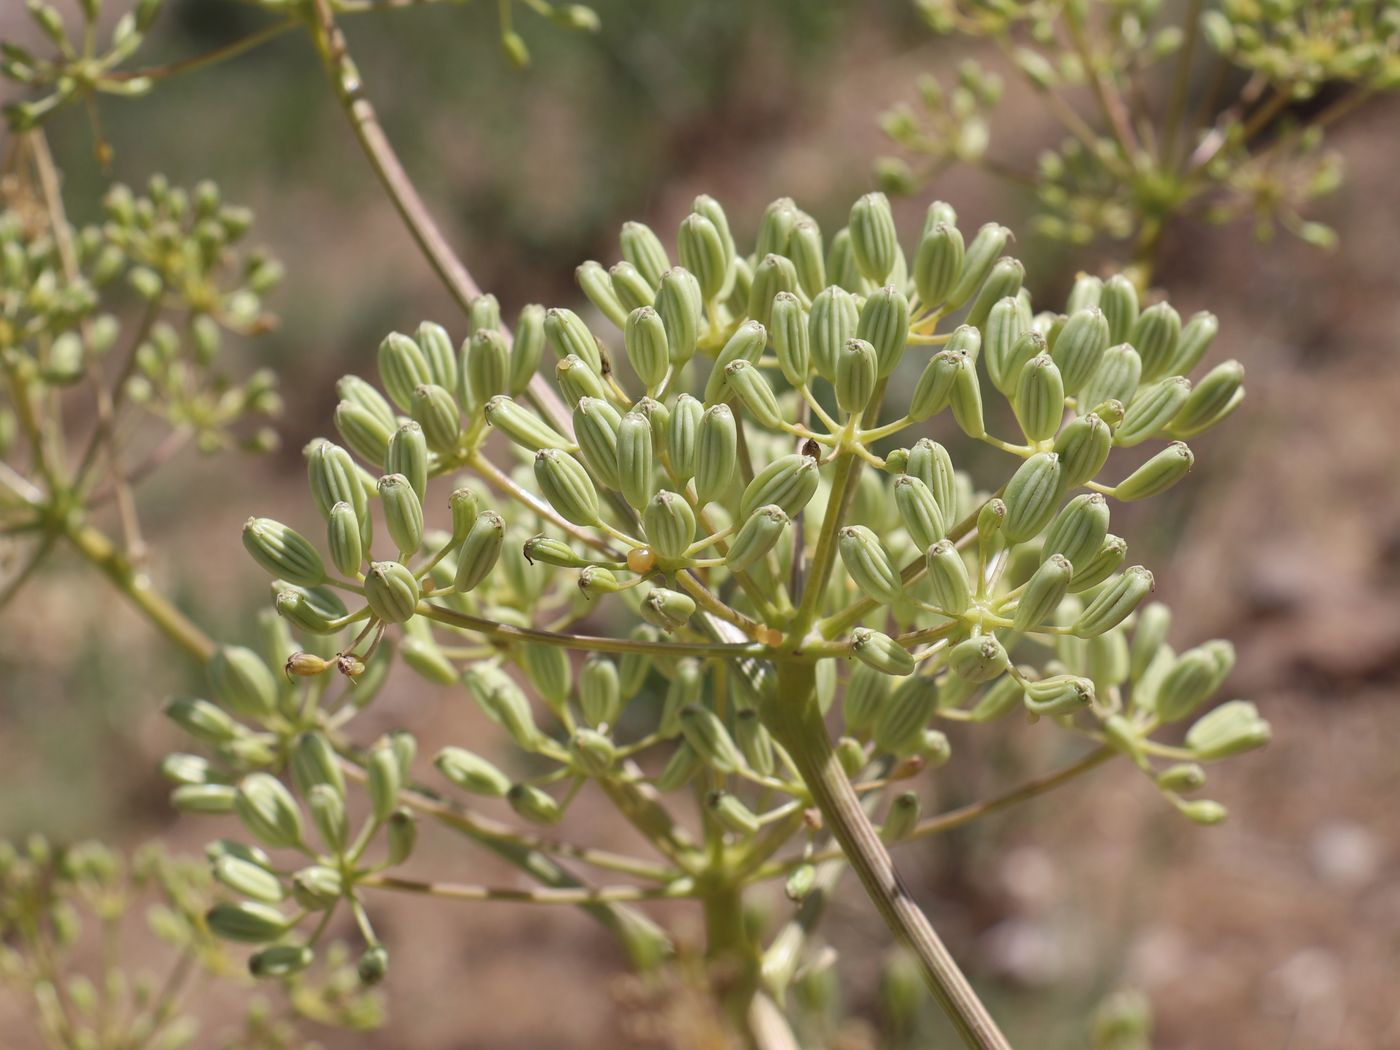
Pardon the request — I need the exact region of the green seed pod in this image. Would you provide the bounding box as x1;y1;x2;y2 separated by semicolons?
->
365;560;420;624
208;646;277;721
725;504;789;572
659;657;703;735
1072;565;1154;637
545;307;603;374
291;732;345;801
969;673;1026;722
740;453;819;519
1186;700;1270;760
908;345;960;422
334;400;392;466
838;525;903;604
1066;273;1104;313
893;475;945;551
688;403;737;505
1117;377;1192;447
769;292;811;385
755;196;798;257
1078;343;1142;412
1013;354;1065;443
467;294;501;335
1130;301;1181;382
1051;308;1110;395
1042;492;1110;569
577;654;621;726
517;644;569;712
610;260;655;313
454;510;504;592
274;583;348;634
207;901;291;945
386;422;428;502
707;791;759;836
509;304;547;396
1178;799;1227;825
378;332;432;411
643;490;696;561
617;411;656;509
410;383;462;456
307;441;372;553
965;257;1024;330
484;396;573;452
924;539;972;616
1157;762;1206;792
992;329;1046;399
213;855;285;903
834;735;866;778
1023;674;1095;716
809;285;859;381
416;321;458;392
172;783;238;813
555;354;607;407
906;439;956;515
836;338;878;415
748;253;798;328
465;667;542;751
786;862;818;902
578;566;621;598
857;285;911;377
874;675;939;755
703;319;767;403
1013;554;1073;631
573;396;622;489
1070;534;1128;593
934;350;982;438
620;221;670;287
724;359;784;429
435;747;512;797
463;328;510;411
1053;412;1113;487
517;536;581;569
849;192;899;284
1129;601;1172;682
1155;646;1224;723
679;705;745;773
1168;310;1219;377
568;728;617;777
733;708;776;777
678;212;728;301
402;633;456;688
789;218;826;298
982;296;1024;383
655;741;701;791
882;792;921;842
163;753;219;787
641;586;696;633
235;773;304;850
623;306;669;389
948;635;1009;683
243;518;325;586
850;627;915;677
826;226;861;291
1100;275;1139;345
292;864;345;910
1114;441;1194;501
1002;452;1065;543
656;267;703;365
534;448;601;525
378;473;424;556
945;222;1011;311
508;784;562;825
1170;360;1244;438
913;222;964;309
844;661;892;732
578;260;628;329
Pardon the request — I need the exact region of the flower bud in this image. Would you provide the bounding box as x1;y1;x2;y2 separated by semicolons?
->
809;285;859;381
1069;534;1128;593
858;285;911;377
610;260;655;313
386;422;428;502
1178;799;1228;825
882;792;921;842
707;790;759;836
836;338;878;415
1154;646;1225;723
637;490;693;562
849;192;899;284
874;676;939;755
463;329;510;411
618;221;670;287
640;586;696;633
1100;275;1139;345
1072;565;1153;637
843;661;892;731
435;747;512;797
292;864;344;910
1157;762;1206;792
1042;492;1110;569
545;307;603;375
508;303;547;395
1129;601;1172;682
578;260;628;329
948;635;1010;683
679;705;745;773
208;646;277;721
466;667;542;751
925;539;972;616
1066;273;1103;314
969;673;1026;722
1167;310;1218;377
214;854;284;903
357;945;390;984
578;566;621;598
906;439;956;516
725;504;789;573
247;944;314;979
624;306;669;389
274;583;348;634
740;453;819;519
946;222;1011;311
724;360;783;429
1078;343;1142;412
307;440;372;537
378;473;424;557
664;393;702;482
555;354;607;407
534;448;601;526
243;518;325;586
733;708;776;777
660;657;704;735
614;411;656;509
893;475;945;551
913;222;964;310
570;728;617;776
468;294;501;335
1013;353;1065;442
206;901;291;945
1170;360;1243;438
1117;376;1191;447
516;537;580;570
303;786;346;856
1002;451;1065;543
965;257;1024;330
766;292;811;386
365;560;420;624
410;383;461;456
1013;554;1073;631
1051;308;1110;395
677;212;729;302
1130;301;1181;382
838;525;903;604
172;782;238;813
235;773;304;850
378;332;432;411
1023;674;1094;716
1186;700;1269;759
685;404;736;507
485;396;574;452
1113;441;1193;501
748;253;798;328
786;862;818;902
163;752;220;787
850;627;916;677
703;319;767;402
1053;412;1112;487
453;510;504;592
656;267;702;364
508;784;563;825
1086;627;1130;693
572;396;622;489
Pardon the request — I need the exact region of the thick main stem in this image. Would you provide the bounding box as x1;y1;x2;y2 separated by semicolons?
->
763;661;1012;1050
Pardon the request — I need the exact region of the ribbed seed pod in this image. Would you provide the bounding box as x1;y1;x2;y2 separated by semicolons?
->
337;374;397;430
913;222;964;309
755;197;798;257
965;257;1024;330
1100;275;1139;344
1013;354;1065;443
207;901;292;945
640;586;696;633
273;581;348;634
1072;565;1154;637
770;292;810;385
610;261;655;313
725;504;788;572
1129;601;1172;682
400;635;457;685
1155;647;1224;723
740;454;820;518
652;657;702;735
327;501;363;576
723;360;783;428
729;709;773;777
1013;554;1073;631
508;784;561;825
836;338;877;415
436;744;513;797
1170;360;1244;437
572;397;622;490
243;518;325;585
838;526;902;604
1078;343;1142;414
1002;452;1065;543
579;655;621;727
518;536;582;568
826;227;861;291
365;743;401;822
1042;493;1110;568
789;219;826;298
843;661;892;733
622;306;669;389
453;511;504;592
643;491;696;561
616;412;655;509
948;635;1010;683
874;676;939;755
485;396;574;451
463;329;509;411
289;731;345;801
534;448;600;525
992;330;1045;398
577;260;628;329
678;705;745;773
1069;534;1127;593
655;742;701;791
850;627;915;677
569;728;617;777
1185;700;1270;759
578;566;622;598
618;221;670;287
544;307;603;374
554;355;606;408
307;440;371;535
365;561;420;623
410;383;461;456
656;267;702;365
969;673;1026;722
1053;413;1113;487
1086;627;1130;692
1051;308;1110;395
386;422;428;502
946;222;1011;311
678;212;728;301
334;400;392;467
857;285;911;377
378;473;424;556
1130;302;1181;382
1114;442;1194;501
748;253;798;328
893;475;945;551
208;646;277;721
809;285;859;381
909;348;959;422
235;772;305;850
706;791;758;836
693;404;738;505
925;539;972;616
667;393;703;481
1066;274;1104;313
937;350;983;438
1023;674;1095;716
982;296;1024;388
849;192;898;284
378;332;432;411
509;304;546;396
467;293;501;335
906;439;956;516
517;645;569;713
1117;376;1191;447
1168;310;1219;377
703;319;767;403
